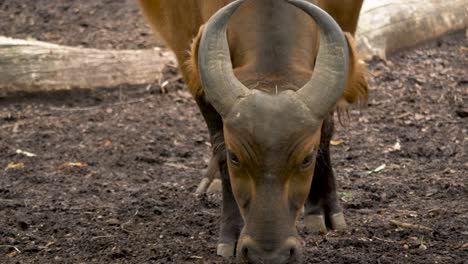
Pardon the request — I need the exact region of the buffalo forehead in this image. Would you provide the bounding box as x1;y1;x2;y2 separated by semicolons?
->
225;91;317;148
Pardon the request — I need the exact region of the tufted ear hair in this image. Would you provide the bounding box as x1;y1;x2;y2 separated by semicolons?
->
336;32;368;111
184;24;206;98
336;32;367;113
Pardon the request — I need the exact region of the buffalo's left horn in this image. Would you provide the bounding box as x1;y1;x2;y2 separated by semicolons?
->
198;0;249;118
287;0;349;119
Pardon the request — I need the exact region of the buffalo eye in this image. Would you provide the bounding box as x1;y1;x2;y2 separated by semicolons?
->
301;153;314;169
227;150;240;167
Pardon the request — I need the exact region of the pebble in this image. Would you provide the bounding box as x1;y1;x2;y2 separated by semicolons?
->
154;206;163;215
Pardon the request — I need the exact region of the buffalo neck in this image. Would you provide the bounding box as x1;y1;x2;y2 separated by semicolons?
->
226;0;320;90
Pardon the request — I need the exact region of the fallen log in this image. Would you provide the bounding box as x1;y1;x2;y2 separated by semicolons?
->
0;36;176;96
356;0;468;60
0;0;467;94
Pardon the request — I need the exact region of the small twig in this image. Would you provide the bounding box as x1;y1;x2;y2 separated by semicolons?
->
396;112;411;119
0;245;21;253
163;162;199;171
162;75;182;85
372;236;398;243
38;241;56;250
120;210;139;233
91;235;116;241
389;219;433;232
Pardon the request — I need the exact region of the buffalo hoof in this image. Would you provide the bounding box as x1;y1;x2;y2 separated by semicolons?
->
330;212;347;231
217;243;235;258
195;177;211;196
194;156;222;196
206;179;222;194
304;214;327;233
305;212;347;233
195;177;222;196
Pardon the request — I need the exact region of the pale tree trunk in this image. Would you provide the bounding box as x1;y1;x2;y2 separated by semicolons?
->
0;36;176;96
356;0;468;60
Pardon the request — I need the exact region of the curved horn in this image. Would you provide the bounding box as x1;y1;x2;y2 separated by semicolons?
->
198;0;249;117
287;0;349;118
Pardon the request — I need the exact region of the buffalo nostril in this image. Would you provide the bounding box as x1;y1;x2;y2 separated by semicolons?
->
238;236;256;261
242;246;249;258
282;237;301;260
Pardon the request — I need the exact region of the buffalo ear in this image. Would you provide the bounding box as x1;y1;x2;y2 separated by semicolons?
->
184;24;206;98
336;32;368;110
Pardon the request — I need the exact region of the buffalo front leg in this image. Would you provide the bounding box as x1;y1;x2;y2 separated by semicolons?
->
304;115;347;233
194;154;222;196
194;97;222;196
195;97;243;258
215;146;243;258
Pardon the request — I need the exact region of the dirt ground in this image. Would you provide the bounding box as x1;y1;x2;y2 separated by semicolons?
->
0;0;467;263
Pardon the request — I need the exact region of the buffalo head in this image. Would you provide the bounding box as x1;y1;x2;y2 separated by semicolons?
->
198;0;349;262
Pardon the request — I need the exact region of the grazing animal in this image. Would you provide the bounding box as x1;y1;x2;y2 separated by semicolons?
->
139;0;367;262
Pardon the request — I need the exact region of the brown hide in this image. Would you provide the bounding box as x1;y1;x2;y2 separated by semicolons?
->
139;0;367;262
138;0;366;105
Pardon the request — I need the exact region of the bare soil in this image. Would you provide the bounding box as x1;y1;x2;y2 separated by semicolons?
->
0;0;467;263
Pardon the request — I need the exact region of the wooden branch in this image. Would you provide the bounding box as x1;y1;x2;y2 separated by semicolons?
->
356;0;468;60
0;36;176;96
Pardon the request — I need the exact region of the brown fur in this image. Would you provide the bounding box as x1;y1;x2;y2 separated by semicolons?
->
139;0;367;107
317;0;364;35
187;30;368;114
340;33;368;107
186;25;204;98
139;1;368;260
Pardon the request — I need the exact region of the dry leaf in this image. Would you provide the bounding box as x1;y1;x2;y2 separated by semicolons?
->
5;162;25;171
387;141;402;153
339;192;353;198
371;70;382;76
330;139;344;146
16;149;37;157
60;162;88;168
367;164;386;175
6;250;17;257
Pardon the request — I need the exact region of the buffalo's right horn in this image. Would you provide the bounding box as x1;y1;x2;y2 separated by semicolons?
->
198;0;249;118
287;0;349;119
